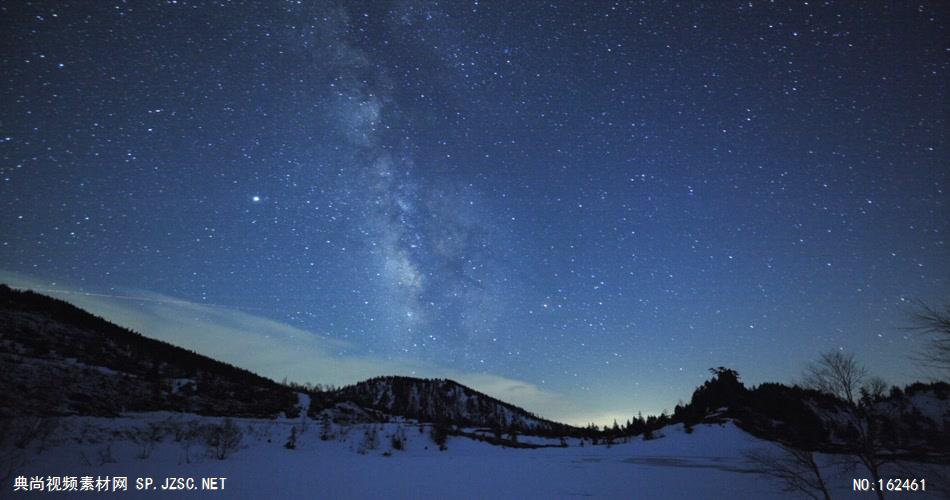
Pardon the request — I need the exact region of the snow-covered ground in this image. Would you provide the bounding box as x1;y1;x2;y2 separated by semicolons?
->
6;414;947;499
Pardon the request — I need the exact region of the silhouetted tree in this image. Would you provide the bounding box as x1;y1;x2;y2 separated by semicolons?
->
678;367;747;425
802;351;886;500
803;352;867;404
745;444;832;500
909;302;950;380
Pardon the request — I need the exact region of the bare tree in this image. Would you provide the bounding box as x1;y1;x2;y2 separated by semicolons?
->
744;444;832;500
803;351;867;404
908;302;950;380
862;377;888;402
802;351;886;500
174;420;201;464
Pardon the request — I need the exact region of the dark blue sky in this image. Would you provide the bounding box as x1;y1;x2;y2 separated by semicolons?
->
1;1;947;423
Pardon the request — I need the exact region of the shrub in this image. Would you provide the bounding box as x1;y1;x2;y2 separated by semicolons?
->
431;422;449;451
284;426;297;450
320;414;332;441
206;419;243;460
97;443;116;465
131;423;164;459
391;427;405;450
357;426;379;454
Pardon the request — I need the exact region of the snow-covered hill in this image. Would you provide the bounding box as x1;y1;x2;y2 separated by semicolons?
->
4;284;950;498
314;376;577;435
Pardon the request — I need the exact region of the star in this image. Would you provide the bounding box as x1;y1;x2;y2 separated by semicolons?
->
0;0;944;426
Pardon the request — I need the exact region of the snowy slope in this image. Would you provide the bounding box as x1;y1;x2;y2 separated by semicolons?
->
8;414;949;499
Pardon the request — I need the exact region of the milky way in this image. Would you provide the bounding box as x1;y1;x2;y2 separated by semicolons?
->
1;1;947;422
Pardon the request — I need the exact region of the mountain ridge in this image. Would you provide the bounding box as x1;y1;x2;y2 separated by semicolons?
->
2;283;947;456
0;284;298;418
0;284;578;434
313;375;580;435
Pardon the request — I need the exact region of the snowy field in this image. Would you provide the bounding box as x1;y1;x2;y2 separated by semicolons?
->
7;414;947;499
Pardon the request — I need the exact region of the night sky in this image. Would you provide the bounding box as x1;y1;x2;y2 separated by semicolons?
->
1;1;947;424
